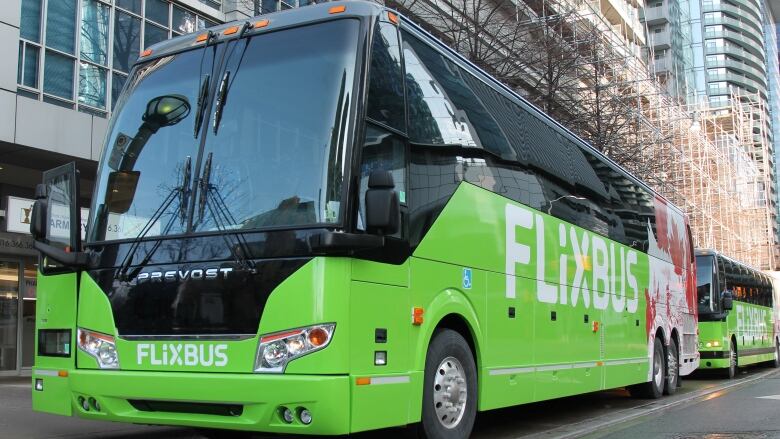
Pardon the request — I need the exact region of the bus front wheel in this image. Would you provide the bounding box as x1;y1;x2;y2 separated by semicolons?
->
416;329;477;439
726;340;737;379
628;337;664;399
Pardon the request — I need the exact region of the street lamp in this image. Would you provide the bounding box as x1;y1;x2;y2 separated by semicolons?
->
547;195;586;215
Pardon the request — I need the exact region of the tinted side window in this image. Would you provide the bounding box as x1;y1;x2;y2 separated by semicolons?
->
402;31;512;159
358;123;406;234
367;21;405;132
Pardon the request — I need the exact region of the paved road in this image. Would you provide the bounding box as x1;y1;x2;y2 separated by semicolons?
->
1;366;777;438
583;370;780;439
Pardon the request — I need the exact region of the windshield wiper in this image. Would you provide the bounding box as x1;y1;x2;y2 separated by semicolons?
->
195;152;257;273
212;24;251;135
193;74;210;137
115;158;191;281
193;30;216;138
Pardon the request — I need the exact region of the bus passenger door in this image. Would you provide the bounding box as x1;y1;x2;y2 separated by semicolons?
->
31;163;81;416
349;116;412;430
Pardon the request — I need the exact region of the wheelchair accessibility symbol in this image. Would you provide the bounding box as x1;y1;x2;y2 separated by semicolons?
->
462;268;472;290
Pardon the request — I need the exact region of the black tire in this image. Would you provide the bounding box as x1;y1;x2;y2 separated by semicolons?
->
415;329;477;439
771;340;779;369
664;338;679;395
628;337;664;399
725;339;737;379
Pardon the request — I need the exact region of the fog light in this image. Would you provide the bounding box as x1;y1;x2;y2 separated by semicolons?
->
79;396;89;411
299;408;312;425
89;397;100;412
282;407;294;424
374;351;387;366
34;379;43;391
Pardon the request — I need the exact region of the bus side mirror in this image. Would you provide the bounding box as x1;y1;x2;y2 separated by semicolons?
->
30;184;48;241
722;291;733;311
365;170;399;236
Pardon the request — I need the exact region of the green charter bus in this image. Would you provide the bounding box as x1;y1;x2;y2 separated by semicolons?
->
29;2;699;438
696;250;779;378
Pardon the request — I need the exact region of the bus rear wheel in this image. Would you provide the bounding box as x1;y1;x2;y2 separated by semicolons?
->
628;337;664;399
664;338;679;396
416;329;477;439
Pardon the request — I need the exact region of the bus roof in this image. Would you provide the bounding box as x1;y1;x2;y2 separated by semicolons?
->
137;1;381;64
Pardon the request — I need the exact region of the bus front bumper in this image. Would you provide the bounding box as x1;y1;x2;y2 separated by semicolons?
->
32;368;350;435
698;350;730;369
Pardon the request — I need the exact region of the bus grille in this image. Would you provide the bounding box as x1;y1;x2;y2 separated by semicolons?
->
128;399;243;417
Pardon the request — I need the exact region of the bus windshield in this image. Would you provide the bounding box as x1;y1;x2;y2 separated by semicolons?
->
88;19;360;242
696;255;717;315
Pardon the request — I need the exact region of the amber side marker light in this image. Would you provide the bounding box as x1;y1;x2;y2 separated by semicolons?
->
356;377;371;386
223;25;240;35
140;49;153;57
254;19;270;28
329;5;346;14
388;11;398;24
196;33;209;42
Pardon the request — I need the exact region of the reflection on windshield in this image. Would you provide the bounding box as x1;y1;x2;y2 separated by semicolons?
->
88;19;360;242
193;19;359;234
89;49;210;242
697;255;716;314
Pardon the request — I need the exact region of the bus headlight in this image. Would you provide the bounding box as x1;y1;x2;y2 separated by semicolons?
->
254;324;335;373
77;328;119;369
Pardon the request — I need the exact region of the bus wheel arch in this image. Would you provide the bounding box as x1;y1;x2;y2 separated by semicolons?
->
433;314;479;372
629;331;665;399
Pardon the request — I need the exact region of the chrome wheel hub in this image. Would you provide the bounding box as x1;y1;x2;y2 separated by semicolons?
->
433;356;467;429
653;347;664;389
668;348;678;386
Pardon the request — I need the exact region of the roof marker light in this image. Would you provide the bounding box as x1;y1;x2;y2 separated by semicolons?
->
140;49;153;57
254;19;269;28
329;5;346;14
196;33;209;42
223;25;240;35
388;11;398;24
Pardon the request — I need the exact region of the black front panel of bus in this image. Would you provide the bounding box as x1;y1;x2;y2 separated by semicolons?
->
86;231;318;336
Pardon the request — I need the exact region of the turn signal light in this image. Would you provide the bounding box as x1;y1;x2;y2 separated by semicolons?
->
308;327;328;347
388;12;398;24
329;5;346;14
412;307;424;325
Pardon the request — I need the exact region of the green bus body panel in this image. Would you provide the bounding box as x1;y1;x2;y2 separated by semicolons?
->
32;271;78;416
412;183;650;411
698;301;776;369
33;182;678;433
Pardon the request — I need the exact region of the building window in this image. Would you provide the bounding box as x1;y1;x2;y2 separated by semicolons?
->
17;0;222;115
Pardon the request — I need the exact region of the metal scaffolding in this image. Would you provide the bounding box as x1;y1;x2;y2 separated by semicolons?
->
392;0;778;268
